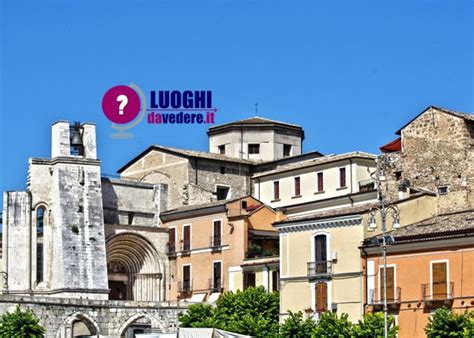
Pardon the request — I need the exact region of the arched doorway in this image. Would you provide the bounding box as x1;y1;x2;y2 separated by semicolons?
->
106;233;164;301
55;313;101;338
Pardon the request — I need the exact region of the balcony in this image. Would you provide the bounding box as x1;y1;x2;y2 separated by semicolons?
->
246;243;279;259
307;261;333;279
178;280;193;294
180;240;191;256
358;179;376;192
368;287;401;310
422;282;454;306
166;242;177;258
208;277;224;293
210;235;222;252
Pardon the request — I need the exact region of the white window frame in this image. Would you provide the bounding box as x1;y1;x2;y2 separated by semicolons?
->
212;218;223;245
430;259;450;299
338;166;348;188
311;280;332;313
182;263;192;286
310;231;330;265
212;260;223;290
273;180;280;200
293;176;301;196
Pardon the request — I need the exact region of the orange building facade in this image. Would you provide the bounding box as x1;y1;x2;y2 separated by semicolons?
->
362;210;474;338
160;196;281;302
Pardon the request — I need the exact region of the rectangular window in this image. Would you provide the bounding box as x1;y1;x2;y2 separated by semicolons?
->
213;261;222;291
315;282;328;312
213;220;222;247
128;212;134;226
380;266;395;302
183;225;191;251
315;235;327;273
168;228;176;253
218;145;226;155
182;265;191;292
294;177;301;196
432;262;447;299
248;144;260;154
283;144;292;157
273;181;280;200
339;167;346;188
317;173;324;192
216;186;230;200
243;272;256;290
272;270;279;292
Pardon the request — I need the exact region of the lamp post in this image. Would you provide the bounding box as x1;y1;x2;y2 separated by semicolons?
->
367;156;400;338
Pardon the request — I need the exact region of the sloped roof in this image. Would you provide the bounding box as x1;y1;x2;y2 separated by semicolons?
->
117;145;256;173
395;106;474;135
207;116;304;137
363;209;474;247
253;151;377;178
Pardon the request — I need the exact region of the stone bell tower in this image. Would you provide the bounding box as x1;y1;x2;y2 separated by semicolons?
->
2;121;109;299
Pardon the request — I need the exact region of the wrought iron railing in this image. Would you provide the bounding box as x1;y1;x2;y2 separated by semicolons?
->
167;242;176;256
210;235;222;248
307;261;333;278
368;287;401;304
422;282;454;301
178;280;193;293
180;240;191;253
208;277;224;292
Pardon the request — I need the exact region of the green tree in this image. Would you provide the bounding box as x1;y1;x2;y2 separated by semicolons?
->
312;311;353;337
178;303;215;328
0;305;46;337
213;286;279;337
280;311;317;337
352;312;399;338
425;307;473;337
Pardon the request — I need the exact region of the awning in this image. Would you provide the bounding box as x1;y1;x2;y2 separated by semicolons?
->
207;292;221;303
380;137;401;153
187;293;207;303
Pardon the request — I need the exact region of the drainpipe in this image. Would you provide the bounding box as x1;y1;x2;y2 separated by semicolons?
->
361;246;368;315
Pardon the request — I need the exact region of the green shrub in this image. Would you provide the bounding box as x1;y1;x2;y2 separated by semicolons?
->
280;311;317;337
312;311;353;337
352;312;398;337
0;305;46;337
425;307;473;337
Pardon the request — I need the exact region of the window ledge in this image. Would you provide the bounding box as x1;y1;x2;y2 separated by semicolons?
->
314;190;325;195
336;186;348;191
271;198;281;202
291;195;302;199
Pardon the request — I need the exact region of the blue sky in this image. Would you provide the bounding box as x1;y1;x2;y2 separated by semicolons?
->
1;0;473;205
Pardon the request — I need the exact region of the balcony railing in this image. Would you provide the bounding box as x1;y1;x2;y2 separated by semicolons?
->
208;277;224;293
422;282;454;302
307;261;333;278
210;235;222;249
358;179;376;192
180;240;191;254
167;242;176;256
368;287;401;305
178;280;193;293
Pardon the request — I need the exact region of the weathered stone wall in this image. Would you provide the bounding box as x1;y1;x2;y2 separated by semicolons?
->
0;295;187;338
381;108;473;214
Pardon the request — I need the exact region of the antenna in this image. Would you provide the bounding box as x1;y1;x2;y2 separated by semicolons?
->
255;102;258;116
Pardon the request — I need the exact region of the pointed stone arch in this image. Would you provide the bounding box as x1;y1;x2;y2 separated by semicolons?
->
106;232;166;301
117;312;167;337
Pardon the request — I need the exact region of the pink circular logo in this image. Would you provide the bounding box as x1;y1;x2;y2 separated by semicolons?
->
102;85;141;124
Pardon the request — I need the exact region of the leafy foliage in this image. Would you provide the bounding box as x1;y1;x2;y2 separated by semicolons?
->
178;286;279;337
178;303;215;328
280;311;317;337
0;305;46;337
425;307;473;337
312;311;353;337
352;312;399;338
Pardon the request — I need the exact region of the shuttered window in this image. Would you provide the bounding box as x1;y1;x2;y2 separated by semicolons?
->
294;177;301;196
432;262;447;300
316;283;328;312
317;172;324;192
273;181;280;200
315;235;327;273
380;266;395;302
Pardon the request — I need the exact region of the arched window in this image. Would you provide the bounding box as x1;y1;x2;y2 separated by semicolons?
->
36;206;45;283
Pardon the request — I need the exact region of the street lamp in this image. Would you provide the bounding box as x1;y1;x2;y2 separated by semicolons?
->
367;156;400;338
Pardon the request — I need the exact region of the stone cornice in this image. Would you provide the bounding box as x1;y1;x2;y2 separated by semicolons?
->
30;157;101;166
276;215;362;233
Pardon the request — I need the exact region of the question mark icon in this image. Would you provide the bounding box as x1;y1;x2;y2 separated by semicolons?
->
117;94;128;115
